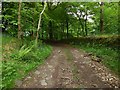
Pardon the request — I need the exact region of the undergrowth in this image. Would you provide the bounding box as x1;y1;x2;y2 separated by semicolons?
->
73;43;119;76
1;36;52;89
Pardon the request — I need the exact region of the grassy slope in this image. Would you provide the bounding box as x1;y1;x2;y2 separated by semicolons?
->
74;44;119;76
69;35;119;76
1;36;52;89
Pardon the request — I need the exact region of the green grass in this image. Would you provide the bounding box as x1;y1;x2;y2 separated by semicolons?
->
1;35;52;89
2;36;13;45
74;44;119;76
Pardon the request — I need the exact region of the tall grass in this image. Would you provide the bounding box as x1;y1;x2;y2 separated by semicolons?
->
2;36;52;89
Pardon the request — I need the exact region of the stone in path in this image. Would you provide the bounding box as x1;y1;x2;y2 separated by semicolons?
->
16;44;119;88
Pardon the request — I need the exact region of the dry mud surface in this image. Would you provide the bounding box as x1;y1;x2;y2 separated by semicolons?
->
16;44;119;88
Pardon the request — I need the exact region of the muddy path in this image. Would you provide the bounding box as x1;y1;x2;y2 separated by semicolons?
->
16;44;119;88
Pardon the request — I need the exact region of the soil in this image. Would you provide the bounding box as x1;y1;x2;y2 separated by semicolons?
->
16;43;120;88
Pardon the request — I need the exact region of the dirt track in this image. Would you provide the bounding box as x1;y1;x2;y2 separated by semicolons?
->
16;44;119;88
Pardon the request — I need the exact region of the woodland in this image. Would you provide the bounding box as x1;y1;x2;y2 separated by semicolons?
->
1;1;120;89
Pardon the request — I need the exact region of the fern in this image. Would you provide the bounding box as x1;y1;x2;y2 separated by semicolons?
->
17;45;34;59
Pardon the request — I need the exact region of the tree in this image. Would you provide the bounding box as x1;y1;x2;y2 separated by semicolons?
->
18;0;22;39
100;2;104;33
35;2;47;46
46;2;60;40
66;16;69;39
2;2;119;40
84;6;88;36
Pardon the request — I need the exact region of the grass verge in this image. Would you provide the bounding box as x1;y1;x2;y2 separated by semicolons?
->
73;44;119;76
1;36;52;89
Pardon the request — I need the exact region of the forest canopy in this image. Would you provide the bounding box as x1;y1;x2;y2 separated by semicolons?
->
1;2;119;40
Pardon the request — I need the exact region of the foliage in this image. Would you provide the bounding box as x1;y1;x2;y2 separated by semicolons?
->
1;1;119;89
72;41;119;76
2;2;119;39
12;44;34;60
2;36;52;89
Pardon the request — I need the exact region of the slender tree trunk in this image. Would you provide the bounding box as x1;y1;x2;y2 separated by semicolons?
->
100;2;104;33
78;11;85;36
42;28;44;39
78;17;84;36
47;2;52;40
77;29;79;38
41;19;44;39
48;20;53;40
85;20;87;36
32;20;35;39
66;18;69;39
62;23;64;39
35;3;47;46
77;27;80;38
85;7;88;36
118;2;120;34
18;0;22;39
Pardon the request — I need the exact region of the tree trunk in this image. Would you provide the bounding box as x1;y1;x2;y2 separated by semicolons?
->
48;20;53;40
35;2;47;46
77;28;79;38
66;18;69;39
18;0;22;39
41;28;44;39
78;17;84;36
41;19;44;39
32;20;35;39
118;2;120;34
62;23;64;39
85;7;88;36
100;2;104;33
85;20;87;36
78;11;85;36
